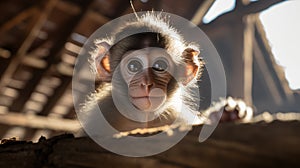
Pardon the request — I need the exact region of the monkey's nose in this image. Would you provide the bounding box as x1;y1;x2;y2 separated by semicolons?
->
141;82;153;88
141;82;154;91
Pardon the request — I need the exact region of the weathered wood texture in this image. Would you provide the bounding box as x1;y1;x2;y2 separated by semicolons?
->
0;121;299;168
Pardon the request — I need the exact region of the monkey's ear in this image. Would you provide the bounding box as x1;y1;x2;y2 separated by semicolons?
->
181;48;201;85
95;42;112;81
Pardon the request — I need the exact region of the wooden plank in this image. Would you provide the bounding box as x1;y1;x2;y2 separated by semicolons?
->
0;112;80;132
0;121;299;167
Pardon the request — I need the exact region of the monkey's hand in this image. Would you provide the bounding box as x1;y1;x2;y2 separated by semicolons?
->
205;97;253;123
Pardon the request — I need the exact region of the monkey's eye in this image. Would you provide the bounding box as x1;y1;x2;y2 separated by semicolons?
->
127;59;143;73
152;59;168;72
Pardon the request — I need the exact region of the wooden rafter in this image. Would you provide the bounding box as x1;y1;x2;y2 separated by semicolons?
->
0;112;80;132
191;0;215;25
236;0;287;15
9;0;94;113
0;7;39;34
201;0;286;27
0;0;58;91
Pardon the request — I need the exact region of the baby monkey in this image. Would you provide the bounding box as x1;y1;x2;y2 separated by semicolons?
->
83;13;204;132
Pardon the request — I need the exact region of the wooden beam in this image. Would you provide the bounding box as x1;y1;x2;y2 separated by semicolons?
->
191;0;215;25
86;10;110;24
0;112;80;132
239;0;286;15
202;0;286;27
22;56;48;69
0;0;58;91
56;0;81;15
9;0;94;113
243;14;255;105
1;121;300;167
0;7;38;34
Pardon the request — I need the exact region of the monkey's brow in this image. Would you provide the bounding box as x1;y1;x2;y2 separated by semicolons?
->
122;50;146;58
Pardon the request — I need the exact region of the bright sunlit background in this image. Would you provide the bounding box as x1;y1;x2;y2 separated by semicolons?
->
203;0;300;90
260;1;300;90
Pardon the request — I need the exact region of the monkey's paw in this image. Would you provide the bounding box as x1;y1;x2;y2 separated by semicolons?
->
204;97;253;123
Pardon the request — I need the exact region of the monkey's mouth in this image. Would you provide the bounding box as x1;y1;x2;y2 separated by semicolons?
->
132;96;162;99
129;96;166;112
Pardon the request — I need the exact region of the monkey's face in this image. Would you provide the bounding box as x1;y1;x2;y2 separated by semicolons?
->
120;48;175;112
